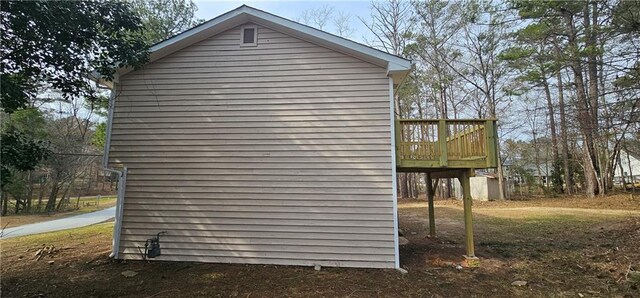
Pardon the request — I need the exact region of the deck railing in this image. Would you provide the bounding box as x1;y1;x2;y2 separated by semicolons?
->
395;119;498;169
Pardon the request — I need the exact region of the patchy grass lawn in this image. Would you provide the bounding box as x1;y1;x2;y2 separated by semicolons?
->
1;197;639;297
430;192;640;211
0;196;116;228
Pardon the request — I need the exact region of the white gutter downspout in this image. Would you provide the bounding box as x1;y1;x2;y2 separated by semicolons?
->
103;84;127;259
389;77;400;269
390;67;412;270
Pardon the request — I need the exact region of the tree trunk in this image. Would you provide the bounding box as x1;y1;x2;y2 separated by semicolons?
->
406;174;413;199
26;171;33;213
1;192;7;216
101;171;107;191
415;174;420;198
556;69;573;194
583;146;599;198
617;150;626;187
76;192;82;210
45;180;60;212
86;165;94;193
627;149;635;198
37;176;46;212
533;130;543;187
564;10;597;198
600;50;615;193
408;174;415;198
409;174;417;198
586;1;599;134
586;0;603;196
56;182;74;211
542;77;561;191
399;174;408;199
541;79;559;160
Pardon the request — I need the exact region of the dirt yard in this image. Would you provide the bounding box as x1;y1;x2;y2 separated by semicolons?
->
1;195;639;297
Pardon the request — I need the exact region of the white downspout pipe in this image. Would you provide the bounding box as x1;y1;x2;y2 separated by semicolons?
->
103;84;127;259
389;77;400;269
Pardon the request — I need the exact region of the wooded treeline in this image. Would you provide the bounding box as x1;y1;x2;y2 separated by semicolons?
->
351;0;639;199
1;0;638;213
0;0;203;215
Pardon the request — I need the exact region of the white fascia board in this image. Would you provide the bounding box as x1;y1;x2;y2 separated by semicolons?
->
388;61;412;72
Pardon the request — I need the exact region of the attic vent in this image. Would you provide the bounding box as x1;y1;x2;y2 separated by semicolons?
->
240;25;257;47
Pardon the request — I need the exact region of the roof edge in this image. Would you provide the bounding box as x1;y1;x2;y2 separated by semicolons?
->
139;5;411;75
149;5;246;53
239;6;410;69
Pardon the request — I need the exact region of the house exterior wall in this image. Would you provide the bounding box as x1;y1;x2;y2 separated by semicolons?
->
614;151;640;181
109;23;396;268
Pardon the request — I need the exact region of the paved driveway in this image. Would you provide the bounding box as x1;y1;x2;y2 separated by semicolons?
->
1;207;116;239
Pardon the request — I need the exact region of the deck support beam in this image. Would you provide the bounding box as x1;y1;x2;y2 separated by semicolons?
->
459;170;475;259
425;172;436;237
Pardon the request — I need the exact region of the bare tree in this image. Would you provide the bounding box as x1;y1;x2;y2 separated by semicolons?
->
359;0;413;56
553;41;574;194
298;5;334;30
410;0;467;120
42;96;101;212
445;1;512;199
297;5;358;39
360;0;417;198
334;11;355;38
408;0;478;198
295;9;312;26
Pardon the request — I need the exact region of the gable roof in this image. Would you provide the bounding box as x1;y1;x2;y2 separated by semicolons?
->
116;5;411;84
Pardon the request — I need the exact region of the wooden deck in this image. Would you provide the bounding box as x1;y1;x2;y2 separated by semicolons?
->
394;118;499;260
395;119;498;173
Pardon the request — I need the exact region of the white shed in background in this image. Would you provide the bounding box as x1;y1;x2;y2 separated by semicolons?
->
453;176;500;201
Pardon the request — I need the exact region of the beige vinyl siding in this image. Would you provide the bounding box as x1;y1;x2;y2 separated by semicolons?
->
110;23;394;268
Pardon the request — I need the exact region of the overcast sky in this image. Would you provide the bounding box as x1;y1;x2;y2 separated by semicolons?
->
193;1;375;44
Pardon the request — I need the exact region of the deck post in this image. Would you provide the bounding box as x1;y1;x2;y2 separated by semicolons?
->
460;170;476;259
438;120;448;167
485;120;497;168
426;172;436;237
